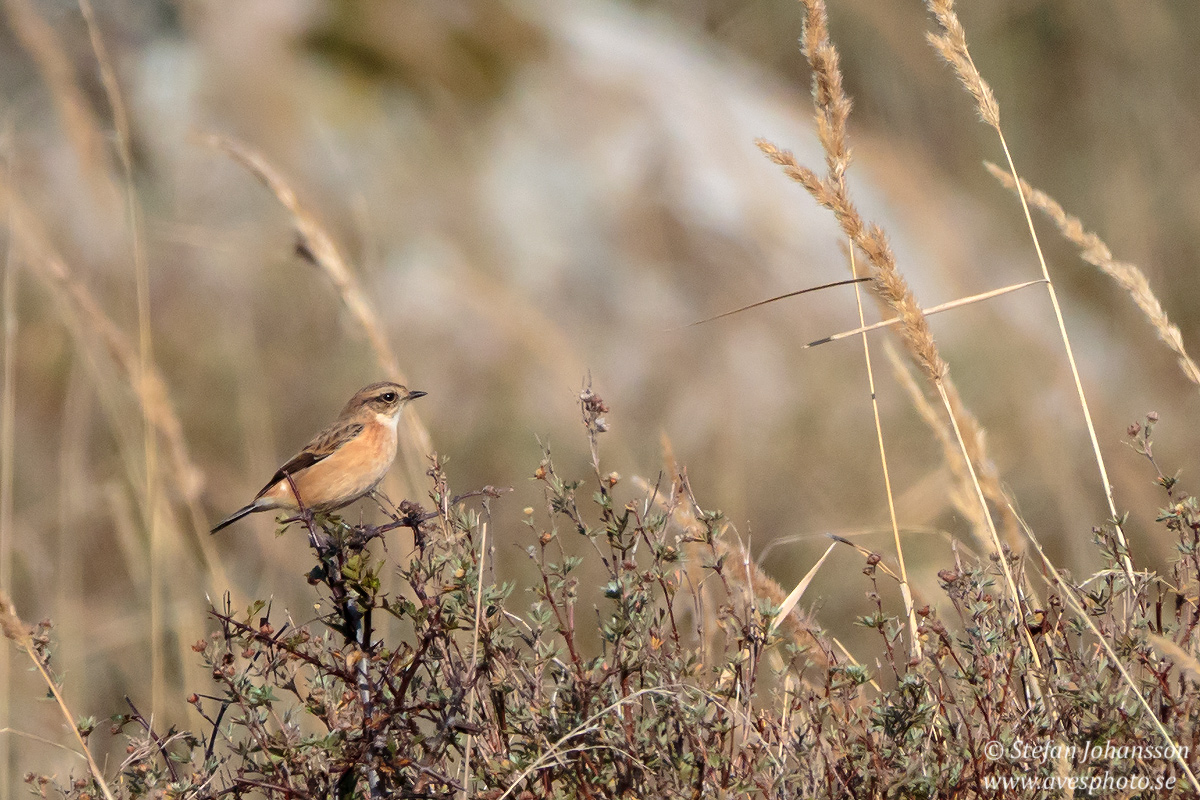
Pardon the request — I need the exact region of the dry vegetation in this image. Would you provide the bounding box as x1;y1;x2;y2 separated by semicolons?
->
3;0;1200;797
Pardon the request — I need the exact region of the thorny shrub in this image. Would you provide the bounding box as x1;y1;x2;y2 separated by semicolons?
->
19;403;1200;798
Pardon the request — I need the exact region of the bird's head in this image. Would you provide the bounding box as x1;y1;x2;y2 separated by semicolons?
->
343;381;427;425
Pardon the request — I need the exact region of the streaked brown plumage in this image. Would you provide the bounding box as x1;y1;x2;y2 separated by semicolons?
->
210;382;426;533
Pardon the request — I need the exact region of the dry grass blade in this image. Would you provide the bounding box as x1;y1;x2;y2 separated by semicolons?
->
803;279;1045;349
680;277;870;328
770;542;835;635
202;134;433;495
986;162;1200;388
0;177;14;800
0;593;116;800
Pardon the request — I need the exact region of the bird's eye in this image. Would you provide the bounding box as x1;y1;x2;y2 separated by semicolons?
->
381;392;397;403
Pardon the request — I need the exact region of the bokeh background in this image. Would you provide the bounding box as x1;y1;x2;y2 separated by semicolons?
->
2;0;1199;789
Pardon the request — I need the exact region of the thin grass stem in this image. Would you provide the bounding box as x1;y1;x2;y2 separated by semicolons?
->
0;166;15;800
850;245;919;660
461;520;491;799
77;0;168;713
924;0;1135;585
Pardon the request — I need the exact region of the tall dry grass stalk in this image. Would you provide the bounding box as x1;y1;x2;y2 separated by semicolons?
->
759;0;1032;644
0;181;16;800
986;162;1200;388
203;134;434;500
848;247;918;659
924;0;1136;585
461;520;492;800
76;0;166;718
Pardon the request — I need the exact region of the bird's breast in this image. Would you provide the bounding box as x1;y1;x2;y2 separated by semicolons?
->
266;418;398;510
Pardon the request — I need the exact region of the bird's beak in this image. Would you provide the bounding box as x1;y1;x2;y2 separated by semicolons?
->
408;390;428;400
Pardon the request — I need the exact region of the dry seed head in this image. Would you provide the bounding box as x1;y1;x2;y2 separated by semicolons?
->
986;162;1200;387
0;592;31;644
925;0;1001;129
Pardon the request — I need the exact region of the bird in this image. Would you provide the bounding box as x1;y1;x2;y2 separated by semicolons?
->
210;381;426;533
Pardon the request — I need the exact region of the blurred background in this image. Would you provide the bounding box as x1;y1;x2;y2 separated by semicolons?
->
2;0;1199;789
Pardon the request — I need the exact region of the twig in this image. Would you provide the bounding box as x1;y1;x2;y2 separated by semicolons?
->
122;696;180;783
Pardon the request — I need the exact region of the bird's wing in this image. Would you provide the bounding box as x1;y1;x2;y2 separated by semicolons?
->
253;420;365;499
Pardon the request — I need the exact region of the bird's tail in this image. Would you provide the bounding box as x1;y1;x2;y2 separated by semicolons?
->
210;503;258;534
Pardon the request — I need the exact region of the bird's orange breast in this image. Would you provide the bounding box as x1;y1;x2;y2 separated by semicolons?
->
260;418;398;511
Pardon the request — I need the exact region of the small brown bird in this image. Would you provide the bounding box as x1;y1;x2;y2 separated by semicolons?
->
210;382;426;533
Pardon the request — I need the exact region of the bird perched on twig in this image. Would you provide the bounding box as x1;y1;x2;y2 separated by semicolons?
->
210;382;426;533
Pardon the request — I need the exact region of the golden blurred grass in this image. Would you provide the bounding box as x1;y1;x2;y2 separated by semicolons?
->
2;0;1199;791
